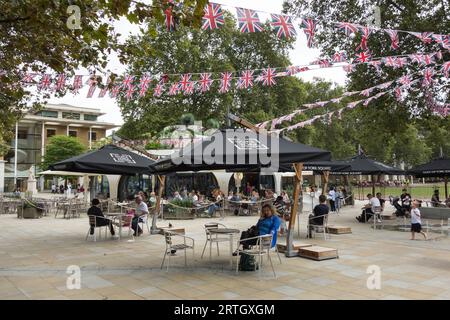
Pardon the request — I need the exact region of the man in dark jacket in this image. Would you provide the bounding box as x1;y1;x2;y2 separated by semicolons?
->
87;198;116;236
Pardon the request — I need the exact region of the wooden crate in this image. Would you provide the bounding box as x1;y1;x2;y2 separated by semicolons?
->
298;246;338;261
326;225;352;234
277;243;312;253
158;226;185;235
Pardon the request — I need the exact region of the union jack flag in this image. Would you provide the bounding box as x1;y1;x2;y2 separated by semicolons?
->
86;80;97;98
168;83;180;95
363;97;374;106
98;77;111;98
360;88;374;97
183;81;195;95
333;51;347;63
423;54;434;65
343;64;355;73
21;73;37;84
409;54;423;64
219;72;233;93
422;68;434;86
384;56;396;67
202;3;224;30
122;75;134;88
410;32;434;44
443;61;450;78
432;34;449;50
39;74;52;90
394;57;407;69
109;85;121;98
72;75;83;93
236;8;263;33
377;81;393;90
286;66;299;75
270;14;296;38
319;59;332;68
179;74;192;92
369;60;382;71
139;75;152;97
385;29;399;50
301;19;317;48
356;26;371;51
436;51;443;60
125;84;135;101
260;68;277;86
153;84;163;97
199;73;213;92
54;73;66;91
395;87;403;102
337;22;359;36
164;2;176;31
355;50;371;63
237;70;254;89
399;75;412;87
330;97;343;103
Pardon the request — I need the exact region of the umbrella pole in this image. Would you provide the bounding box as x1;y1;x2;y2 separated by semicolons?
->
371;175;375;196
151;175;165;234
445;176;448;199
321;171;330;195
286;163;303;257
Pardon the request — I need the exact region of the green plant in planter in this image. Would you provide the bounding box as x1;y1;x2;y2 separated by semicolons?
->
170;198;193;208
21;198;44;219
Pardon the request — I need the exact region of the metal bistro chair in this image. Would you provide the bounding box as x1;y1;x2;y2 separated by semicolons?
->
85;215;114;242
235;234;277;279
372;206;383;230
201;222;229;260
307;214;329;240
161;231;195;272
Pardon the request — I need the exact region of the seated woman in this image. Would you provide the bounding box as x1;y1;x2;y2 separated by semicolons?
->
234;204;281;255
87;198;116;236
207;189;223;217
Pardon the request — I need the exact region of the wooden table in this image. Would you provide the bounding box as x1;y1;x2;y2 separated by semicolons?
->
208;228;240;268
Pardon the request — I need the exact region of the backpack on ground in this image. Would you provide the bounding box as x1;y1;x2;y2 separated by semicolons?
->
239;252;259;271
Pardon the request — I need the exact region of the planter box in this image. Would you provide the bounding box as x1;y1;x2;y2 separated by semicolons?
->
20;207;43;219
298;246;339;261
163;207;196;220
326;225;352;234
277;243;312;253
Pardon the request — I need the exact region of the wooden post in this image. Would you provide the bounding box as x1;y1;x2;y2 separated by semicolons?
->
445;176;448;199
322;171;330;195
151;175;166;234
286;163;303;257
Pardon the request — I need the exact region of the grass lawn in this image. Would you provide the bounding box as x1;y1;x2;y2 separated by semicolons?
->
352;184;448;200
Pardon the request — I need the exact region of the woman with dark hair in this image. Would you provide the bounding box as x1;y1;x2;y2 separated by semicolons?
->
87;198;116;237
233;204;281;255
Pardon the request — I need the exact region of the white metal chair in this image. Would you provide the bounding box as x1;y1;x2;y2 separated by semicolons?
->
137;212;151;234
114;214;135;239
307;214;329;240
235;234;277;278
161;231;195;272
85;215;113;242
201;222;229;260
371;206;383;230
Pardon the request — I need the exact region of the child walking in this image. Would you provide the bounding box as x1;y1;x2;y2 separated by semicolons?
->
410;199;427;240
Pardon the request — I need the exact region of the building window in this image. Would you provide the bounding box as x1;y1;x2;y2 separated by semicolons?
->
84;114;98;121
69;130;77;138
35;110;58;118
62;112;80;120
89;131;97;141
47;129;56;138
17;129;28;139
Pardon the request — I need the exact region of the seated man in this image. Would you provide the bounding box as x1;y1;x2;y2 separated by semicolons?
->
431;190;441;207
376;193;386;212
309;195;329;238
234;204;281;255
88;198;116;237
356;193;381;223
207;189;223;217
131;195;149;236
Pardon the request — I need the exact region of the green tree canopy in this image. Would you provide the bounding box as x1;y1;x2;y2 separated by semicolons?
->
41;135;87;170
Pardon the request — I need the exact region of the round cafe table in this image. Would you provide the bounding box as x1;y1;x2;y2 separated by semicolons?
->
104;212;126;239
207;228;240;268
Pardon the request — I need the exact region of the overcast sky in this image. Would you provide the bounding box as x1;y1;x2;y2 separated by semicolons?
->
49;0;347;129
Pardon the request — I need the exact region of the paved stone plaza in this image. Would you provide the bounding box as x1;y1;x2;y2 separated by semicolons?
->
1;201;450;300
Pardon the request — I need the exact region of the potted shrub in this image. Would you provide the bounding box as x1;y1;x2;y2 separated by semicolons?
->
20;198;44;219
164;198;195;219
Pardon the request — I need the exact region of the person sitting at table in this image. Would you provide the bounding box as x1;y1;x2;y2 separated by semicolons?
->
173;191;183;201
250;190;259;203
131;195;149;236
356;193;380;223
233;204;281;255
309;195;329;238
87;198;116;237
207;189;223;217
376;193;386;212
431;190;441;207
189;190;199;203
229;191;241;216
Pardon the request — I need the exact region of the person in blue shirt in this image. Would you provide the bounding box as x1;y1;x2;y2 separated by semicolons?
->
234;204;281;255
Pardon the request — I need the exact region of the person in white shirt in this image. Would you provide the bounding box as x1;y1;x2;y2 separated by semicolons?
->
67;183;72;197
410;199;427;240
132;195;149;236
328;187;336;212
356;193;380;223
51;183;56;194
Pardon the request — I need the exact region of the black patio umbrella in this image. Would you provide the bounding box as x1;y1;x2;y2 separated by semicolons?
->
49;144;155;175
408;156;450;198
330;154;405;195
149;129;331;174
226;161;351;173
149;129;332;257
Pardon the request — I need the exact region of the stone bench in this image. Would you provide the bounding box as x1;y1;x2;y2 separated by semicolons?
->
420;207;450;220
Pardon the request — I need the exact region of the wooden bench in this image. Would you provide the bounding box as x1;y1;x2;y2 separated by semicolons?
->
277;242;312;253
158;226;186;235
298;246;339;261
326;225;352;234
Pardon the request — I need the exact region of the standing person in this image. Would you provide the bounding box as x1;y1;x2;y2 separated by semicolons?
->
356;194;381;223
410;200;427;240
400;188;412;214
309;195;329;238
67;182;72;197
131;195;149;237
328;187;336;213
335;187;343;212
51;183;56;194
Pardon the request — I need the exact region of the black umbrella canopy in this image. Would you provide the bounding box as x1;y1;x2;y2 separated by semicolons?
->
408;157;450;177
150;129;331;174
226;161;351;173
330;154;405;175
49;144;155;175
